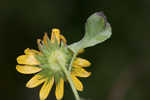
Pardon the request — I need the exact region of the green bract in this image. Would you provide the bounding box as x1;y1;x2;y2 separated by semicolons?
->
69;12;112;53
35;37;73;82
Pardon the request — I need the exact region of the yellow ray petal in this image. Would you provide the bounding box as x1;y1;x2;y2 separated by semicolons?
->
40;77;54;100
78;49;85;54
24;48;41;55
71;75;83;91
73;57;91;67
71;66;91;77
17;55;39;65
55;78;64;100
51;28;61;44
16;65;41;74
26;74;45;88
37;39;44;49
43;32;49;46
60;35;67;44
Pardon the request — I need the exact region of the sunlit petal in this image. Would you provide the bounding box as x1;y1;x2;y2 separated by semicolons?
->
43;33;49;46
78;49;85;54
55;78;64;100
17;55;39;65
60;35;67;44
24;48;41;55
73;57;91;67
71;66;91;77
51;28;61;44
40;77;54;100
71;75;83;91
37;39;43;49
26;74;45;88
16;65;41;74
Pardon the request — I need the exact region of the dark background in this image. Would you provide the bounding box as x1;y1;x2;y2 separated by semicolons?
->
1;0;150;100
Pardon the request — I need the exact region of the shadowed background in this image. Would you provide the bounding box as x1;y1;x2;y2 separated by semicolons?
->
1;0;150;100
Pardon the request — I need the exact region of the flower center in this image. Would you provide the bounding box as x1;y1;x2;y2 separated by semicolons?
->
48;50;66;71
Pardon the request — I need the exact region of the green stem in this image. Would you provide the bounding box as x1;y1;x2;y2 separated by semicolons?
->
69;53;77;71
60;57;80;100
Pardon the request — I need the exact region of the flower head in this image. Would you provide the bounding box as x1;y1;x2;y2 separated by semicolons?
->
16;28;91;100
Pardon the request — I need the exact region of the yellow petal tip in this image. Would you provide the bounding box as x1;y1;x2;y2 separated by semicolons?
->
73;58;91;67
55;78;64;100
26;75;45;88
40;77;54;100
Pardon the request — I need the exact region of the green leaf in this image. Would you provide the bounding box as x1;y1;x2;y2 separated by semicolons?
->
69;12;112;53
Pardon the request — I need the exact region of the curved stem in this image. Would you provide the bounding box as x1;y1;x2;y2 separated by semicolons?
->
69;53;77;71
60;56;80;100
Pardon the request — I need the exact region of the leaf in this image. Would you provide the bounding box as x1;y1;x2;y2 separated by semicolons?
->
69;12;112;53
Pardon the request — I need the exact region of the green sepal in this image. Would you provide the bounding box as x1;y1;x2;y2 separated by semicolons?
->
51;36;59;48
40;44;50;56
69;12;112;53
38;64;50;69
54;71;66;83
38;69;54;80
34;55;48;64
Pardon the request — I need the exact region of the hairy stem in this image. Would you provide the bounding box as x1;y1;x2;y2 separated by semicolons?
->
61;63;80;100
59;52;80;100
69;53;77;71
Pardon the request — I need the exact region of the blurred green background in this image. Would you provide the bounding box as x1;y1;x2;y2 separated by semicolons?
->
1;0;150;100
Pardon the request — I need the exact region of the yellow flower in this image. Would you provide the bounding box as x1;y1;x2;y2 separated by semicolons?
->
16;28;91;100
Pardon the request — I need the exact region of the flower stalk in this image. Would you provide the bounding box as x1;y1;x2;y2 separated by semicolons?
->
69;53;77;71
59;55;80;100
